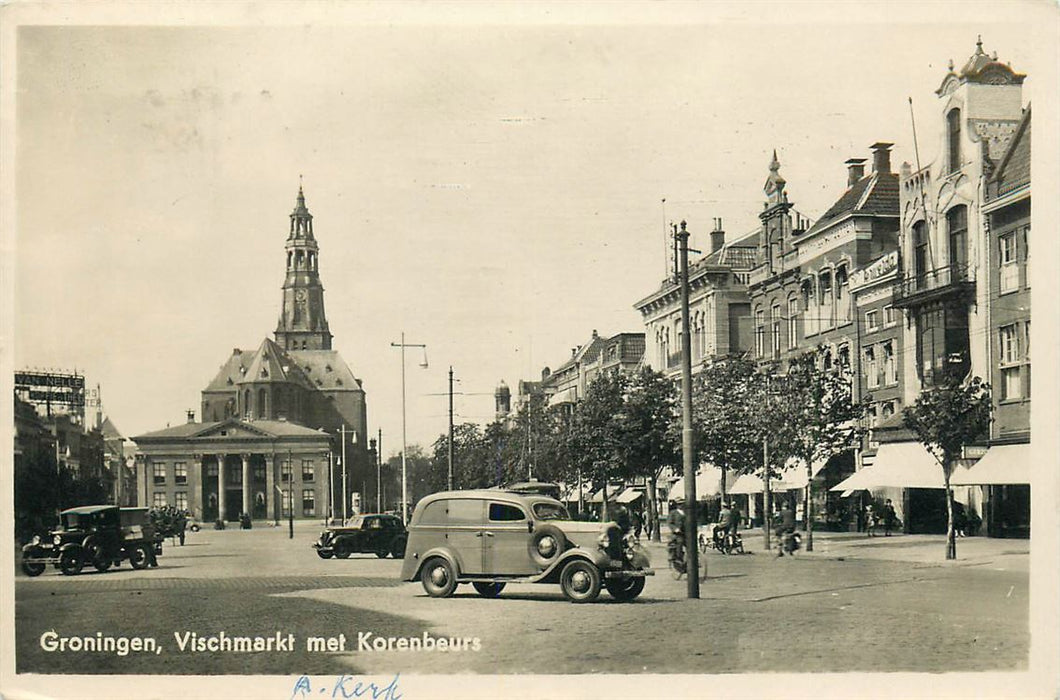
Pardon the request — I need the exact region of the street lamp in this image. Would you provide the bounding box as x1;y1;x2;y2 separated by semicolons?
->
391;332;428;524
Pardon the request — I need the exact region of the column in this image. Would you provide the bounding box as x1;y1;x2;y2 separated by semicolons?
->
216;453;226;523
242;453;252;518
264;455;275;523
192;454;204;520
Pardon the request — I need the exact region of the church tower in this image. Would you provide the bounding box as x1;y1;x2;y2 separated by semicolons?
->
275;183;333;351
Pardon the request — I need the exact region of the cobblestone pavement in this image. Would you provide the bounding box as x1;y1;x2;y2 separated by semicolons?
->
14;521;1030;675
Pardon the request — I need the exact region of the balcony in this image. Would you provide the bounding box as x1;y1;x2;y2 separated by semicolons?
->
892;263;975;309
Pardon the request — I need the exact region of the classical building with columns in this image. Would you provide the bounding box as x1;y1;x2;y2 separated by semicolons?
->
132;186;369;523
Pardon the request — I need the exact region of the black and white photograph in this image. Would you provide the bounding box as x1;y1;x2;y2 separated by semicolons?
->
2;2;1057;699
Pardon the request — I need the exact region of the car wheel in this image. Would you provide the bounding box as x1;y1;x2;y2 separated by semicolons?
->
21;559;46;577
528;525;566;567
93;556;112;573
190;524;200;532
420;557;457;598
559;559;601;603
390;536;407;559
472;582;506;598
605;576;645;602
375;546;389;559
129;545;149;570
59;550;84;576
333;542;351;559
316;549;334;560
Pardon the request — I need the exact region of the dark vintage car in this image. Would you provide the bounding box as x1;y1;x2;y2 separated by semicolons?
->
20;505;162;577
400;489;652;603
313;514;408;559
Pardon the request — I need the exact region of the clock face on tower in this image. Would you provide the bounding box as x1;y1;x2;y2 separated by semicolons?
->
295;289;307;301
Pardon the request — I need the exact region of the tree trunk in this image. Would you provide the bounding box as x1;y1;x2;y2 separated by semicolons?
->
763;436;772;552
648;476;661;542
601;480;609;523
805;454;814;552
944;464;956;560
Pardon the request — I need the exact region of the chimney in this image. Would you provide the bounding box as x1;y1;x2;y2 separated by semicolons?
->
710;217;725;253
591;329;598;339
186;409;196;424
845;158;867;187
870;142;893;175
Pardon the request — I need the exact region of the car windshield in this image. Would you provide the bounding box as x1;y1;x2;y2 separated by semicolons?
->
347;516;365;529
532;502;571;521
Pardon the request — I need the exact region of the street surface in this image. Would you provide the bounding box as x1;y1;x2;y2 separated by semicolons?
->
15;520;1028;675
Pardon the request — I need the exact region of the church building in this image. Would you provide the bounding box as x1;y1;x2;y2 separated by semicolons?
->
133;186;369;524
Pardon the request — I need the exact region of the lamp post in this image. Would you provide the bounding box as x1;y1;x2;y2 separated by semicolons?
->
376;428;383;513
390;332;428;524
675;220;702;597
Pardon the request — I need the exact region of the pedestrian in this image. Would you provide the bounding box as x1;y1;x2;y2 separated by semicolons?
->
631;510;643;539
882;499;896;537
775;500;796;556
865;504;876;537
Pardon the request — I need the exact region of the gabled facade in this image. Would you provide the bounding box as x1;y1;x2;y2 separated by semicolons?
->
634;219;760;377
133;185;369;523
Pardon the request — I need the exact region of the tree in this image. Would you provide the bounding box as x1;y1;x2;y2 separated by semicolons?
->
902;376;991;560
619;367;679;542
567;371;631;521
779;348;865;552
692;355;767;507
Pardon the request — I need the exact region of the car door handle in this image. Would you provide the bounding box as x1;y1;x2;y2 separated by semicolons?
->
483;531;494;537
475;532;484;537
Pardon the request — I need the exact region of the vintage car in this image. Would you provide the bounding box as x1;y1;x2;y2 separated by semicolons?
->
20;505;161;577
400;489;652;603
313;514;408;559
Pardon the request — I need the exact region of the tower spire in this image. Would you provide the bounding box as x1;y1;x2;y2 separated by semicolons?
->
276;178;332;351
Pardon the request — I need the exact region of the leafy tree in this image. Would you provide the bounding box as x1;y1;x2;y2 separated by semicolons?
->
620;367;679;542
567;371;631;521
902;375;991;559
778;348;865;552
692;355;767;507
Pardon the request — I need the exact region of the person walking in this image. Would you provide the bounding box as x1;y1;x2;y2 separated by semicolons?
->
865;503;877;537
882;499;897;537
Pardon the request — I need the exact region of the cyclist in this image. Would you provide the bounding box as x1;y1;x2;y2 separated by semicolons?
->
713;502;734;549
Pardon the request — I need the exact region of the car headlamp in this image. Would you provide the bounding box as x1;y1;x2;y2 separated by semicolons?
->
53;534;62;546
31;535;41;546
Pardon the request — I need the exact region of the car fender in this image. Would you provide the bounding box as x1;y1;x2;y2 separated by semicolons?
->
403;547;461;583
59;542;82;554
537;547;609;583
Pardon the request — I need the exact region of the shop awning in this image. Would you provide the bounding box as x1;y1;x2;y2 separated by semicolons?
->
562;484;590;502
830;442;944;490
669;465;737;500
728;458;827;494
951;443;1031;485
615;489;644;503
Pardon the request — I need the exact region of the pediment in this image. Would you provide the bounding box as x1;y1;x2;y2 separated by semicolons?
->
194;420;274;439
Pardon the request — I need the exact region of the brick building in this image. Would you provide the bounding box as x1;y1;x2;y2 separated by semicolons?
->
133;186;370;524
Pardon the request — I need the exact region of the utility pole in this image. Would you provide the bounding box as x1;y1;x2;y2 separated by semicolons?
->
377;428;382;512
390;333;428;524
340;424;348;523
676;220;702;596
448;366;455;491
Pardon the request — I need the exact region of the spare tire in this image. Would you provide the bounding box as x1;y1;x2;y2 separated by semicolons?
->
527;524;566;568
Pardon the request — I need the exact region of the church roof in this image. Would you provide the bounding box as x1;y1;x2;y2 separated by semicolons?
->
100;415;124;441
289;349;363;391
202;341;320;393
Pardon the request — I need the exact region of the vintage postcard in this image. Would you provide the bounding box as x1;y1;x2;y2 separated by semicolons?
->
2;2;1057;699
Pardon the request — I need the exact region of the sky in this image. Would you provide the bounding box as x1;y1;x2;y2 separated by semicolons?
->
8;3;1047;453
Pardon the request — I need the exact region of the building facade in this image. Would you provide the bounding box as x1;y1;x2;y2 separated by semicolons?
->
133;186;370;523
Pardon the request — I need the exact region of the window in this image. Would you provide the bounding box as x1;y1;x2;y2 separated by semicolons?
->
770;303;781;359
153;492;167;508
302;489;315;516
206;461;219;478
754;308;765;357
836;267;850;324
253;464;266;482
866;404;879;428
883;305;896;327
999;232;1018;294
912;221;929;283
153;463;166;485
819;271;834;328
947;108;961;173
281;460;292;483
800;280;815;336
281;489;291;516
865;310;879;331
999;324;1020;364
1001;366;1022;401
174;492;188;511
881;401;895;420
229;464;242;485
787;297;799;349
446;499;483;524
174;462;187;485
947;206;968;270
301;459;314;482
882;341;897;385
489;503;527;521
837;343;851;371
864;346;879;389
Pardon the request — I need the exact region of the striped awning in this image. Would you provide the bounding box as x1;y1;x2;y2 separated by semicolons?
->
951;444;1030;485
